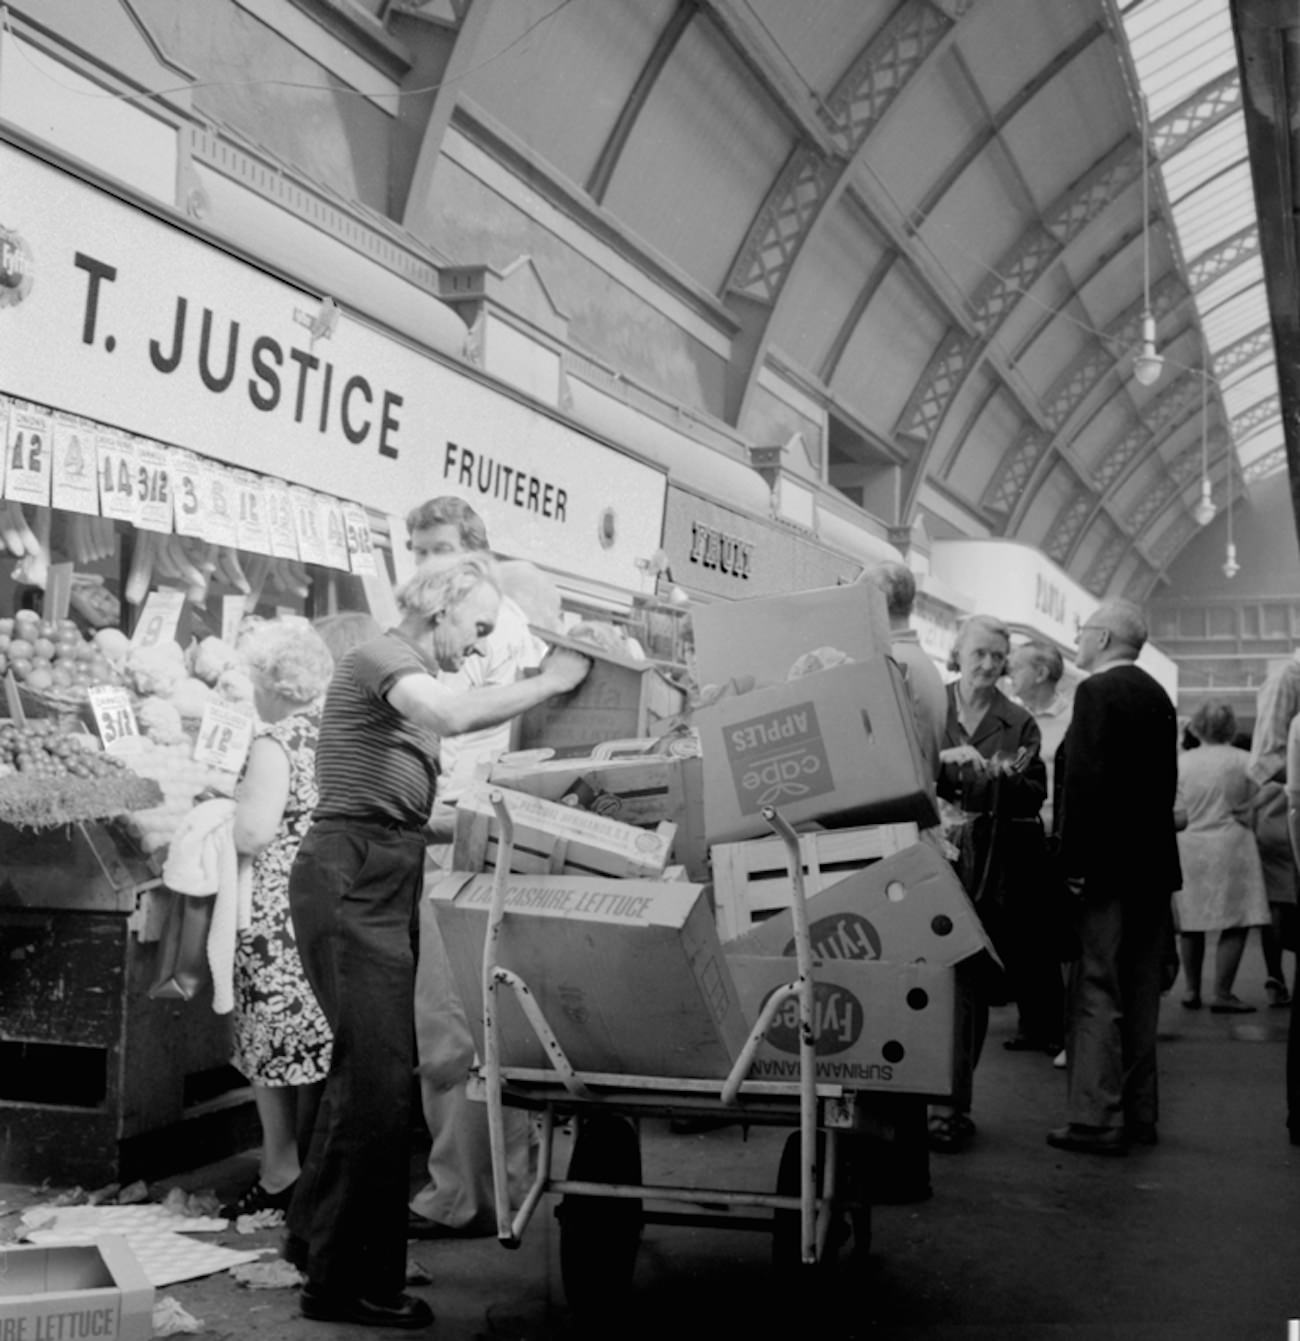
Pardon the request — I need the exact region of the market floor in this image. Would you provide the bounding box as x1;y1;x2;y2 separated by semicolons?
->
5;941;1300;1340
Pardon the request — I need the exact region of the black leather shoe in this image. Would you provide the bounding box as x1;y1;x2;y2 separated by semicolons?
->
1046;1124;1128;1156
300;1288;434;1329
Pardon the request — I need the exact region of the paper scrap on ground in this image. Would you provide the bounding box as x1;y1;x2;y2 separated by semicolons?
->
21;1205;263;1287
230;1258;303;1289
152;1296;206;1336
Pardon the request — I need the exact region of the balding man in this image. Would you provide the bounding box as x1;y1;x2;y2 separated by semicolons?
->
1047;601;1181;1156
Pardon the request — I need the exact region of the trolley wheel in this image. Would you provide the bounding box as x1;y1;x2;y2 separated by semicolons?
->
558;1114;643;1313
771;1130;871;1270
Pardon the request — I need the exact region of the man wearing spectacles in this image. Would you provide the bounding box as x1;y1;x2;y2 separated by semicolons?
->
1047;601;1181;1156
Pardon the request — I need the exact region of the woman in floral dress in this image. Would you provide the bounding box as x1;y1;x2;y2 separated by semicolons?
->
223;621;336;1219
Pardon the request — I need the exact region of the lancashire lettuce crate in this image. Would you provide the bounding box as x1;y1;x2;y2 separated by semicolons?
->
0;1236;153;1341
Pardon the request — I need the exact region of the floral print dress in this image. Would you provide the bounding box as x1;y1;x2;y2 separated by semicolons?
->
232;706;332;1086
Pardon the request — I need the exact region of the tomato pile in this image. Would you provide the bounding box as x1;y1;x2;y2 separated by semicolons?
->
0;720;130;779
0;609;127;699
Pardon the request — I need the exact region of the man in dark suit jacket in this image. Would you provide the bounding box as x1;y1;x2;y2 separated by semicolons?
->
1048;600;1181;1156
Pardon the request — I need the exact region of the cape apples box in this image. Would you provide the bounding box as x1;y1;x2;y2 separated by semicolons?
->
694;658;937;845
727;956;965;1099
691;581;890;690
429;872;748;1079
0;1236;154;1341
723;839;997;969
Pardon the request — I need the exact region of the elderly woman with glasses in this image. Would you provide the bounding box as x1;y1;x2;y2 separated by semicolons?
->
930;613;1048;1153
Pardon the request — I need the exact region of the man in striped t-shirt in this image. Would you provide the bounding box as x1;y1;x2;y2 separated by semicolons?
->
285;554;589;1331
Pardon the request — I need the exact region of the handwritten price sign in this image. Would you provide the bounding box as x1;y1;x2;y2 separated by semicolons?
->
130;587;186;649
193;701;255;772
87;685;140;755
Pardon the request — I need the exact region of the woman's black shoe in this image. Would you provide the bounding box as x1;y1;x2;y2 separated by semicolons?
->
300;1288;434;1329
220;1179;297;1221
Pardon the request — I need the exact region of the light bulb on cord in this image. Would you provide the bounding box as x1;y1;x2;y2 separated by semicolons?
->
1193;477;1216;527
1133;311;1163;387
1222;543;1239;579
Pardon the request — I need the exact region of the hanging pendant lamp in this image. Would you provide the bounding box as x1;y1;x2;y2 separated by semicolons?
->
1133;98;1163;388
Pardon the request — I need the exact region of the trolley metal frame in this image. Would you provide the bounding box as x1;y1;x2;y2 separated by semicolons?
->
474;790;872;1290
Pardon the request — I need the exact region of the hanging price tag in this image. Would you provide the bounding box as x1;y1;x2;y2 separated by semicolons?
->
342;502;378;576
233;470;273;555
3;403;53;505
221;593;247;646
130;587;186;649
263;479;301;560
193;701;255;773
50;415;100;516
96;431;141;524
133;440;173;533
87;685;141;755
200;461;240;548
320;495;351;571
289;485;329;566
169;448;206;538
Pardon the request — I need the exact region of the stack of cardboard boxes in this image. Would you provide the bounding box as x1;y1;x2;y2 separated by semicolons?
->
428;582;993;1102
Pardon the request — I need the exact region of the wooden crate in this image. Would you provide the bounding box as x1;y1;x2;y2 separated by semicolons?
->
452;783;676;879
486;745;708;880
711;822;919;942
511;629;686;758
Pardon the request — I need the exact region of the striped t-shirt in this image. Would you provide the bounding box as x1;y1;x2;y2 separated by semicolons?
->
314;632;441;828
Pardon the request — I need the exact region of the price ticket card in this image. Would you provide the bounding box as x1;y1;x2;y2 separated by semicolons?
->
133;439;174;533
3;403;53;506
50;415;100;516
87;685;141;755
200;461;240;549
130;586;186;649
320;495;351;571
221;592;247;646
263;479;300;560
0;395;10;496
233;470;273;555
342;501;379;576
193;701;255;773
96;431;141;524
289;485;329;566
169;448;206;538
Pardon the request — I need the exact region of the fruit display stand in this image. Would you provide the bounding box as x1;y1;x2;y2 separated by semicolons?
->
0;689;255;1187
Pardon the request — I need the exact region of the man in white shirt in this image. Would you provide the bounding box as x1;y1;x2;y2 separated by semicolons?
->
405;497;549;1238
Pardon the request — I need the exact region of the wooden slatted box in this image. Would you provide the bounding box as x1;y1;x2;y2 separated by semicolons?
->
711;822;919;942
452;783;676;879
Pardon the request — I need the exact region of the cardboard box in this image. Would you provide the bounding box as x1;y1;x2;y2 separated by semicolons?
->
0;1236;154;1341
430;872;749;1079
711;821;920;942
724;839;996;969
453;783;676;878
512;628;686;757
694;658;937;844
486;750;708;880
727;956;965;1098
691;582;890;690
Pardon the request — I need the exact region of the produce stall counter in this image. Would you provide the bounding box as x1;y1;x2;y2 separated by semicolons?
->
0;815;255;1189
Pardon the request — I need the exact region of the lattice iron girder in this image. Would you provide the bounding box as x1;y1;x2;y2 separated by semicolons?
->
1044;485;1097;564
1185;224;1259;292
1123;561;1159;605
983;428;1049;516
1214;326;1272;380
1166;434;1229;486
894;329;978;442
1232;395;1280;440
1043;142;1142;246
1125;476;1178;533
1244;445;1286;482
1039;274;1184;433
728;147;837;302
1084;523;1130;595
1149;69;1241;161
970;225;1061;335
822;0;953;155
1146;515;1197;569
1090;373;1202;490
